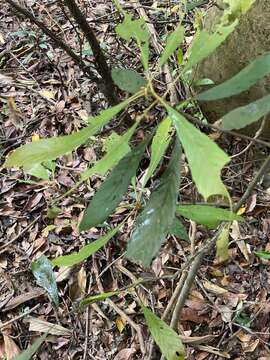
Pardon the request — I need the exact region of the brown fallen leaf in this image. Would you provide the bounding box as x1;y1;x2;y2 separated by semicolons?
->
3;334;20;360
113;348;136;360
4;288;45;311
203;281;228;295
179;334;218;345
196;345;230;358
69;267;87;301
115;316;126;333
242;338;260;353
25;317;72;336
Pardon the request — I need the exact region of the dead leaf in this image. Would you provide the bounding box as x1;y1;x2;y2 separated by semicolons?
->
242;338;260;352
203;281;228;295
4;288;45;311
230;221;250;261
39;90;55;100
197;345;230;358
3;334;20;360
7;96;23;130
180;334;217;345
26;317;72;336
116;316;126;333
69;267;87;301
113;348;136;360
219;305;233;323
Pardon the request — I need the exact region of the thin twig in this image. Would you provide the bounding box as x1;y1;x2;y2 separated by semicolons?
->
0;304;40;330
0;216;40;254
182;111;270;149
64;0;119;107
5;0;98;82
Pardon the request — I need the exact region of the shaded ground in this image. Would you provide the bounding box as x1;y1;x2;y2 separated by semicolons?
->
1;1;270;359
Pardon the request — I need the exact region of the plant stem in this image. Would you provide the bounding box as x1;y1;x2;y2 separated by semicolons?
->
64;0;119;106
5;0;97;82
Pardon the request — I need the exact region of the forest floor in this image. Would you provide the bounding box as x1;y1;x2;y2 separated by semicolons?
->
1;1;270;359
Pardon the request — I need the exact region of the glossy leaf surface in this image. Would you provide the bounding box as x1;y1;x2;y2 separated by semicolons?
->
142;305;185;360
126;141;181;267
176;205;244;229
79;140;147;231
31;255;59;307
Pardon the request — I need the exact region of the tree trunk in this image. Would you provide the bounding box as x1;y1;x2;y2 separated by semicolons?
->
194;0;270;139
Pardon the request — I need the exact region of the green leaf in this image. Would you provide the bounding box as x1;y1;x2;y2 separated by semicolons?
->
52;223;122;267
126;141;181;267
169;217;189;241
14;334;47;360
81;122;137;181
142;117;172;187
184;21;238;70
31;255;59;307
216;222;231;262
159;25;185;67
254;251;270;260
176;205;244;229
185;0;255;71
141;305;185;360
79;140;148;231
24;163;50;180
220;94;270;131
196;52;270;101
116;14;150;70
112;68;147;94
165;104;230;200
4;98;134;168
80;290;120;307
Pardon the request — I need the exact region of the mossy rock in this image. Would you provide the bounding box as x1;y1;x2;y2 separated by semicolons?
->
193;0;270;139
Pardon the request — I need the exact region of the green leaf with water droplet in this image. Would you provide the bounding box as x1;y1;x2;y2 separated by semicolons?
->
126;141;181;267
31;255;59;307
79;140;148;231
142;305;185;360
